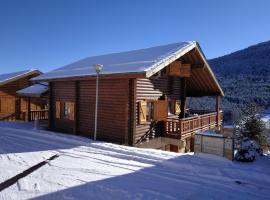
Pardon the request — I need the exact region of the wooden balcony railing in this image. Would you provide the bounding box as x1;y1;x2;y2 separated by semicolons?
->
164;111;223;139
0;110;48;121
29;109;48;121
0;113;17;121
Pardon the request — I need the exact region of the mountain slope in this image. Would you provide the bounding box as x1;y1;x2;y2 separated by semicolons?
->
191;41;270;123
210;41;270;76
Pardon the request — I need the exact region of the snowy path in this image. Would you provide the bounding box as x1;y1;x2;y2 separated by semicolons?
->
0;121;270;200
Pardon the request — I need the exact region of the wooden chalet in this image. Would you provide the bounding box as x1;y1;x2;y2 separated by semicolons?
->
16;82;49;121
0;70;47;121
32;41;224;152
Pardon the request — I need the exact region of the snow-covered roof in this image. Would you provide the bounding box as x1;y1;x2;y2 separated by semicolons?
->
0;69;41;86
32;41;196;81
32;41;224;96
17;83;48;97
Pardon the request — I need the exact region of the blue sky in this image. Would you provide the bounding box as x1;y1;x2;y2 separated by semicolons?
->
0;0;269;74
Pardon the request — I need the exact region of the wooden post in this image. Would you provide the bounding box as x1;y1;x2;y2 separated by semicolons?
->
216;96;220;128
48;82;53;129
128;79;137;146
74;81;79;134
27;97;31;122
179;78;186;119
15;97;21;120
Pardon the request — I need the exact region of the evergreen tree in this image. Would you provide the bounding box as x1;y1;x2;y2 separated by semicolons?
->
234;103;267;162
241;103;267;146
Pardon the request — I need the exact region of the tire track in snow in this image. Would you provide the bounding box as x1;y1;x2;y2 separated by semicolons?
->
0;154;59;192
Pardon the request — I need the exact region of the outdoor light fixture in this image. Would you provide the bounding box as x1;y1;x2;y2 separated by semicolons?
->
93;64;103;141
94;64;103;73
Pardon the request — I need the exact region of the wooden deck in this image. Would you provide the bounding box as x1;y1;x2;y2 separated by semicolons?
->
164;111;223;139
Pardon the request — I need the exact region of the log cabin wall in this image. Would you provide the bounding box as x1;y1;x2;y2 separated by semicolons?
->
50;79;130;144
51;81;76;132
134;75;182;144
0;74;43;120
20;97;46;111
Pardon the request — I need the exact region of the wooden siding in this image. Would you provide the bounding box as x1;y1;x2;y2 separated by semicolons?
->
50;79;130;144
51;81;76;132
0;74;45;120
134;76;182;144
180;49;222;96
128;79;137;146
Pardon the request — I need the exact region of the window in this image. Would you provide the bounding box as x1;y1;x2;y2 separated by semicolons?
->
167;99;181;115
63;102;69;118
146;101;154;122
138;100;154;124
175;100;181;115
63;102;75;120
168;98;174;114
138;100;168;124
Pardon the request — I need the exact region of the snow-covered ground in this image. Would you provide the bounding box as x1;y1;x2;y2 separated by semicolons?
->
0;121;270;200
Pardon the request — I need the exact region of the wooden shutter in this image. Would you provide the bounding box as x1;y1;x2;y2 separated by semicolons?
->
7;98;15;113
69;102;75;120
20;98;26;112
2;98;8;113
0;98;14;113
138;101;147;124
154;100;168;121
175;100;181;115
56;101;61;119
166;61;181;76
0;98;6;113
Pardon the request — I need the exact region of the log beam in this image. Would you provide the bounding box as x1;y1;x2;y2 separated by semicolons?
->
48;82;53;129
74;81;79;134
179;78;187;119
27;97;31;122
216;95;220;127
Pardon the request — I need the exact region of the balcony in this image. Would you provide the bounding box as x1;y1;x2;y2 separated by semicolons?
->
164;110;223;139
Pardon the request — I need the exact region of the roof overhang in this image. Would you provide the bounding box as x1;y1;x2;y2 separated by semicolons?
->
145;42;224;96
17;83;48;98
32;71;146;83
145;42;196;78
0;70;42;86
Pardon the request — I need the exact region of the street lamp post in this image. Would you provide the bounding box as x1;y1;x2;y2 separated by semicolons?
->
93;64;103;141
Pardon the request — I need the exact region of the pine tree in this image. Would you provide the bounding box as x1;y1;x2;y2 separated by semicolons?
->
241;103;267;146
234;103;267;161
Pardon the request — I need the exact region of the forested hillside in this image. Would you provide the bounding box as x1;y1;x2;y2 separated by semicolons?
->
190;41;270;123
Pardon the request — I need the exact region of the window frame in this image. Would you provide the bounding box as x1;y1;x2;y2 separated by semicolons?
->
63;101;75;120
146;101;154;122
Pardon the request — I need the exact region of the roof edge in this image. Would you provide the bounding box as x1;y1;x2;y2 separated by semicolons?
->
145;41;196;78
0;69;42;86
194;42;224;96
144;41;224;96
32;71;146;82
